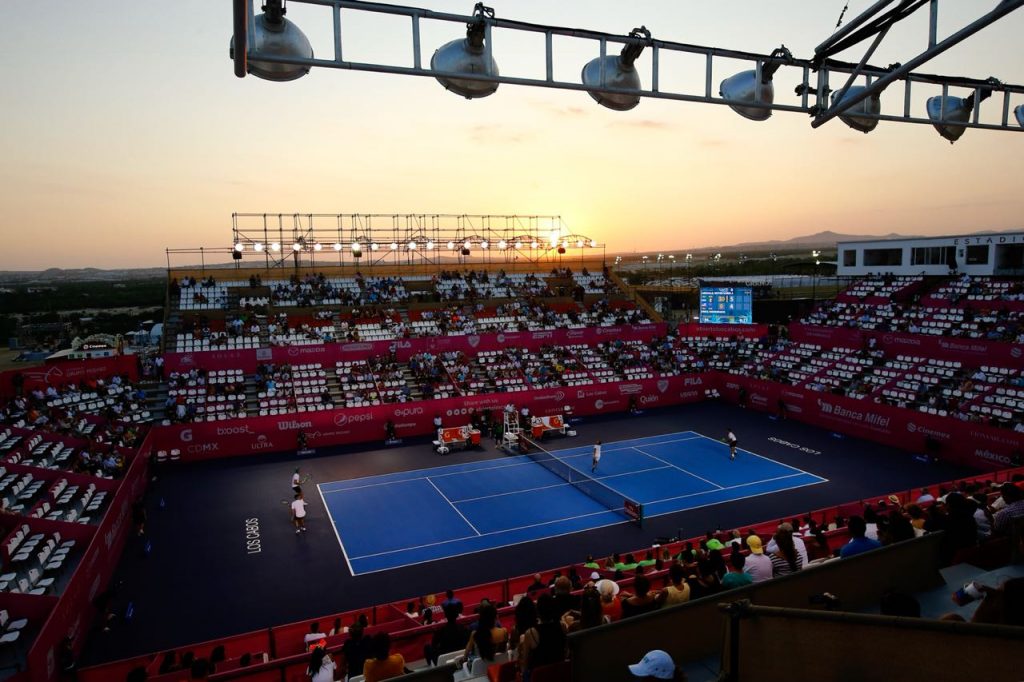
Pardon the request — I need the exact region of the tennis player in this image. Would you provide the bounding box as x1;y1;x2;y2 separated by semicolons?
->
725;429;738;461
292;467;302;493
592;440;602;472
291;491;308;533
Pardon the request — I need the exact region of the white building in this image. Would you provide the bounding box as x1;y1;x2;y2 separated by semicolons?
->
836;232;1024;277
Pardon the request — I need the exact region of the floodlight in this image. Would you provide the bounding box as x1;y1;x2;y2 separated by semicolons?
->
431;3;499;99
408;241;417;250
464;240;472;249
271;242;281;252
426;240;434;250
254;242;264;252
447;240;456;250
498;240;507;249
292;243;302;252
830;85;882;133
234;242;244;252
590;240;597;247
313;242;322;251
370;242;379;251
230;0;313;82
333;242;342;251
581;27;651;111
719;47;792;121
514;241;522;249
531;241;538;249
352;242;362;252
390;242;399;250
576;240;584;248
481;240;489;249
926;83;995;143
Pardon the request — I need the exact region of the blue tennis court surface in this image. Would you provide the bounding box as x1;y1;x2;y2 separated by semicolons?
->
318;431;827;575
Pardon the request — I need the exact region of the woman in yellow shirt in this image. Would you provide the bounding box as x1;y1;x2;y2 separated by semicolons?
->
363;633;407;682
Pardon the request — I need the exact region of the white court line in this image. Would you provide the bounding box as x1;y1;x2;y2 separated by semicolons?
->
632;446;724;490
348;476;830;573
690;432;814;476
426;477;482;536
453;465;674;504
316;483;355;577
318;432;703;493
644;472;810;506
350;506;618;560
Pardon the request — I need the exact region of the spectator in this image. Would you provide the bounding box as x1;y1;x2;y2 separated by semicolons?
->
306;647;336;682
992;483;1024;536
302;622;324;650
770;529;803;576
839;516;883;558
340;623;370;680
597;578;622;622
441;589;463;617
550;575;579;618
969;577;1024;626
660;563;690;606
743;535;773;583
518;594;567;682
722;550;753;589
363;633;406;682
621;574;659;618
425;604;470;666
766;523;808;566
561;585;607;633
458;603;508;671
628;649;683;680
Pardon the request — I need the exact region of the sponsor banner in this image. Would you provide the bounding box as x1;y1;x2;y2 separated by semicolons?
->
677;322;769;339
162;324;669;373
0;355;138;399
149;373;713;461
787;324;1024;366
717;375;1023;471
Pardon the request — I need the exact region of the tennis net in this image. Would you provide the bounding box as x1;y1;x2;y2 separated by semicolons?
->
519;435;643;526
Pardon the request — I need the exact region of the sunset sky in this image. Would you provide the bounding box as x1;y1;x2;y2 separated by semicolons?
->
1;1;1022;270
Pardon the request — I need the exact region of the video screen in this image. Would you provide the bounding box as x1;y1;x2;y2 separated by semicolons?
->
699;286;753;324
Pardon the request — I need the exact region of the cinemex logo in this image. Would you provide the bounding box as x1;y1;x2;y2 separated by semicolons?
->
278;420;313;431
394;406;424;418
216;424;254;436
975;449;1012;465
188;442;220;454
180;429;194;442
657;379;669;393
906;423;950;440
618;383;643;395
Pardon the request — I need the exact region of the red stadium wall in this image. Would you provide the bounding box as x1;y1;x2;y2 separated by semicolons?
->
788;323;1024;366
161;324;669;374
716;376;1023;471
149;373;715;461
24;433;151;682
0;355;139;399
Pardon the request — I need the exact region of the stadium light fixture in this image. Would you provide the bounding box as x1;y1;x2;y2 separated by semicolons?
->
581;26;651;111
719;46;792;121
432;3;499;99
271;242;281;252
830;85;882;133
352;241;362;252
390;242;399;250
590;240;597;248
426;240;434;250
498;239;507;249
926;82;996;143
561;239;569;249
333;242;342;251
514;241;522;249
370;242;380;251
481;240;489;249
254;242;264;252
313;242;322;251
408;241;417;250
576;239;584;248
463;240;472;249
234;242;244;252
230;0;313;82
531;240;539;249
447;240;456;250
292;243;302;252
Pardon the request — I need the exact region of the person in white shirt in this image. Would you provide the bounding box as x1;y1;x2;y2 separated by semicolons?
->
292;467;302;493
725;429;738;461
765;523;808;566
291;492;308;534
592;441;602;473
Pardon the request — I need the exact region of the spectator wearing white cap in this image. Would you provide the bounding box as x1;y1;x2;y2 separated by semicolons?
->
628;650;681;680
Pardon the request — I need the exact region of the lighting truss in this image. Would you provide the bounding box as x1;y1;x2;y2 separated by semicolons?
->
229;212;603;268
230;0;1024;141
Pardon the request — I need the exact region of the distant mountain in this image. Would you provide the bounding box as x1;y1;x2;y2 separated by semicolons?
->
730;231;917;249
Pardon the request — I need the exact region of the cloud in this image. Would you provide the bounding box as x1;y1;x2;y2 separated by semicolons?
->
608;119;673;130
468;124;530;143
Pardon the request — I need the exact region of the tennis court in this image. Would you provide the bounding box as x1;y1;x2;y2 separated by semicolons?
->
318;430;827;575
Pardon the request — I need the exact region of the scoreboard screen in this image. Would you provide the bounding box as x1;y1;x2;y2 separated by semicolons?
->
699;287;753;324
